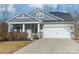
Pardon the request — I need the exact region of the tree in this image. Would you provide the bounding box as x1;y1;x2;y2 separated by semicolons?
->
2;5;9;22
72;10;79;39
0;22;8;33
0;5;9;33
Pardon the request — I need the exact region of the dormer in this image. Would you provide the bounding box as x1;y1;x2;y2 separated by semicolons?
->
36;11;44;18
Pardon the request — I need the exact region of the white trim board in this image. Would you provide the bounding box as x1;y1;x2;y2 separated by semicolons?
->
42;22;74;24
8;22;39;24
44;24;73;28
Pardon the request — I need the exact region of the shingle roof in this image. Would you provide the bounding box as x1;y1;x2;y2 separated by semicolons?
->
31;10;63;22
9;17;38;22
7;12;40;22
7;10;74;23
31;9;74;22
49;12;74;21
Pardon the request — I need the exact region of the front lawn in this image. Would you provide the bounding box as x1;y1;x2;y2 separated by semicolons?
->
0;41;31;54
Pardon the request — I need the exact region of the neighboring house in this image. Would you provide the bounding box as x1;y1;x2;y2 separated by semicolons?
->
6;9;74;39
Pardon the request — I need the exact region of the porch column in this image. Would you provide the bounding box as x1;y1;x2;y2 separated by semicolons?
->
22;24;25;32
38;23;40;32
8;24;12;32
37;23;40;38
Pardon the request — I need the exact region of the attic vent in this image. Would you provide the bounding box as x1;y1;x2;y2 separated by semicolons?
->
16;13;30;19
19;13;27;17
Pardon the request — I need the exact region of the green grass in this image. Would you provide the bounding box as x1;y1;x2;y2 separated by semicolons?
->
0;41;31;54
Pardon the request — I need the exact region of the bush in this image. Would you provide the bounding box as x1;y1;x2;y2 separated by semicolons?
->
13;32;28;40
0;32;7;41
13;32;28;41
0;37;4;41
19;32;28;40
6;32;15;41
0;32;28;41
32;33;39;39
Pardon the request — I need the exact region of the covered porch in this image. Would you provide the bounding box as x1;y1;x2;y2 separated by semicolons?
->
8;23;42;38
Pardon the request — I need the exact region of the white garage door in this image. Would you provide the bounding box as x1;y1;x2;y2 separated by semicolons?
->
43;27;71;38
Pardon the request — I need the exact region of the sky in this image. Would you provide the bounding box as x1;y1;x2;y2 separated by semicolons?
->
0;4;79;20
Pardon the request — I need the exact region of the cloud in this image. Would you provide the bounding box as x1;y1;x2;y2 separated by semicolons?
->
0;4;16;13
29;4;44;9
46;4;58;9
52;4;58;9
8;4;16;13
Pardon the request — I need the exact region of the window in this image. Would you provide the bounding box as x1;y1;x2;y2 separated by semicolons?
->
40;15;43;17
13;24;22;32
37;15;39;17
36;12;44;18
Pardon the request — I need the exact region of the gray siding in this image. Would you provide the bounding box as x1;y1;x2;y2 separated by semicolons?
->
32;11;60;22
8;13;39;22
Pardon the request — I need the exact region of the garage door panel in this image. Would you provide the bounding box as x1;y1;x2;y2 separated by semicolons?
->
43;27;71;38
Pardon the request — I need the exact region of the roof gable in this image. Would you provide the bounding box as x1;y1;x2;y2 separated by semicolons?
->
6;12;41;23
31;9;64;22
17;13;28;17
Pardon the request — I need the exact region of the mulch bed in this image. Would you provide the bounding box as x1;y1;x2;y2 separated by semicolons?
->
0;38;33;42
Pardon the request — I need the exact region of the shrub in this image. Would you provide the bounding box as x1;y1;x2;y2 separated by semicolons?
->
20;32;28;40
12;32;28;40
14;32;20;40
32;33;39;39
0;32;7;41
0;32;28;41
6;32;15;41
0;37;4;41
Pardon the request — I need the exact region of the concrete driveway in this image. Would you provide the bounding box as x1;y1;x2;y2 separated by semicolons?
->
13;38;79;54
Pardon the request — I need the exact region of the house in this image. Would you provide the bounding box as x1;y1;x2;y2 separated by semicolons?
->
6;9;74;39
